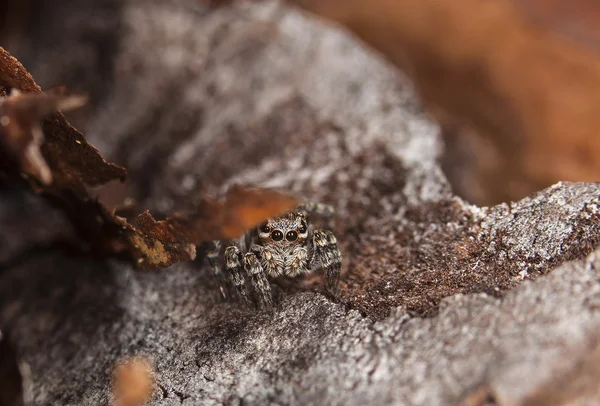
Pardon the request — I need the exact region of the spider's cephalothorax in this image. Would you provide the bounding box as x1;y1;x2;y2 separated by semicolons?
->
206;202;341;308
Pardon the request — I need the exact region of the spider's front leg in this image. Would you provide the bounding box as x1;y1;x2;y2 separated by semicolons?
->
207;240;228;299
244;247;273;309
224;245;251;304
312;230;342;296
298;201;335;218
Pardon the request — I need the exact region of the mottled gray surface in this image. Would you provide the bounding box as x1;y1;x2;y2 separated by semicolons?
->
2;1;600;405
3;236;600;405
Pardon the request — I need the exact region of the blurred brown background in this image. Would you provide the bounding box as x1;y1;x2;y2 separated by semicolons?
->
291;0;600;205
3;0;600;205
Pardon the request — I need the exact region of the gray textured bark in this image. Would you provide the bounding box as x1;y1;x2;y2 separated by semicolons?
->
2;1;600;405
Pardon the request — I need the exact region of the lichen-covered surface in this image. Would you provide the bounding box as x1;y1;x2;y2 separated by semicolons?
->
2;1;600;405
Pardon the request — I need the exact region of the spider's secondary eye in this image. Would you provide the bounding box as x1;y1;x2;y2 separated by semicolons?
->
259;223;270;233
271;230;284;241
286;231;298;241
298;221;307;234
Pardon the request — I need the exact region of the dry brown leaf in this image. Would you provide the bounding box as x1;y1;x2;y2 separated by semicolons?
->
111;356;155;406
124;186;297;269
0;47;127;189
0;90;87;185
0;46;297;269
139;186;303;243
291;0;600;204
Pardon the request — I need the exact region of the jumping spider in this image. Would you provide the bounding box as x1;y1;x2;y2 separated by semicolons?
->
206;202;341;308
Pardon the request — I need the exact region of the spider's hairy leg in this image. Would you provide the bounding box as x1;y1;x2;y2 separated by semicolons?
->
298;201;335;218
224;245;251;304
207;240;228;299
312;229;342;296
244;250;273;309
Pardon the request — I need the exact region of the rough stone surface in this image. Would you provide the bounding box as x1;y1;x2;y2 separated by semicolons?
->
3;251;600;406
2;1;600;405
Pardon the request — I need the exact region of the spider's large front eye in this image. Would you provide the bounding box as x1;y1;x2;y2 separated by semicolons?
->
298;221;307;234
286;231;298;241
271;230;284;241
259;223;270;233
